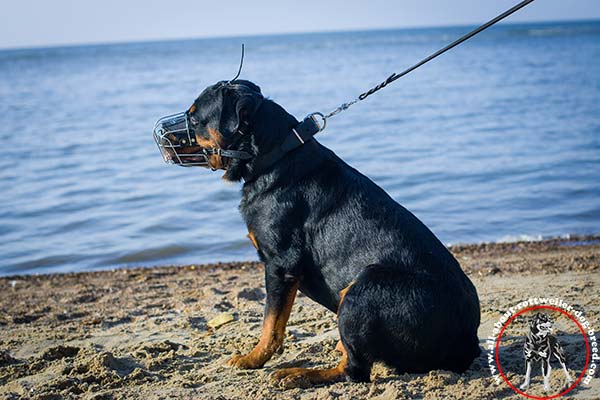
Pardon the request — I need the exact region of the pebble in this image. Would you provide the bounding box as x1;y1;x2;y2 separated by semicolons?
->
207;312;234;329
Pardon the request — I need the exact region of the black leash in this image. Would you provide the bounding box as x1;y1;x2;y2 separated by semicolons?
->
158;0;536;177
321;0;536;123
243;0;537;180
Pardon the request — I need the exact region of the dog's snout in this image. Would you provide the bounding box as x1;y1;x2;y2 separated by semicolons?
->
153;112;210;167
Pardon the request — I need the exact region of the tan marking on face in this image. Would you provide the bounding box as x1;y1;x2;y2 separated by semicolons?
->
192;127;226;169
193;134;215;149
207;127;225;147
207;154;224;170
188;103;197;114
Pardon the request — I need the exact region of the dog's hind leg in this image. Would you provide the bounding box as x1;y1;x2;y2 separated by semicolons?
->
520;361;531;391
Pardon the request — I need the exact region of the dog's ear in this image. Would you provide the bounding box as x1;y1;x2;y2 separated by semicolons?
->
235;94;262;133
219;81;263;137
529;314;538;328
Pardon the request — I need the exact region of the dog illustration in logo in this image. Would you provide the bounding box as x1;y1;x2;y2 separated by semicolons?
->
520;313;573;392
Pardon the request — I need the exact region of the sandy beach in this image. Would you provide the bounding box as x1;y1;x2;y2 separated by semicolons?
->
1;236;599;399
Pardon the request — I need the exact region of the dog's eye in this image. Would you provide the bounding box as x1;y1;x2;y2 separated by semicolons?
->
189;115;199;126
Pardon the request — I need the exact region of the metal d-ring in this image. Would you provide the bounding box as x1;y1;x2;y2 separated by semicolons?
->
308;112;327;132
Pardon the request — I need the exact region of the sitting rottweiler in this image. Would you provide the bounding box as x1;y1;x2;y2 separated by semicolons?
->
154;80;481;387
520;313;573;392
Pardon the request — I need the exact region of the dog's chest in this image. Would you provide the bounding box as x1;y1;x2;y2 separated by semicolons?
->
525;334;552;360
297;272;340;313
245;226;340;312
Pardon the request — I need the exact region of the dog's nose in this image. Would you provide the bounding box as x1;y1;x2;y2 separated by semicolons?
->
153;113;189;164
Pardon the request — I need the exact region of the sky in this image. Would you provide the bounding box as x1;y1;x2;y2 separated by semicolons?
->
1;0;599;50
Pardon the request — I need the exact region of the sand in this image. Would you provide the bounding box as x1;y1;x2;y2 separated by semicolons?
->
1;236;599;399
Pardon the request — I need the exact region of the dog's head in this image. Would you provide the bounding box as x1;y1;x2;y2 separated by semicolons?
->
154;80;264;179
529;313;554;337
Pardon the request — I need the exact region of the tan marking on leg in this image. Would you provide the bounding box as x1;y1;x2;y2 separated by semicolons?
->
247;231;259;250
228;281;299;369
271;285;355;387
272;343;348;388
337;281;355;314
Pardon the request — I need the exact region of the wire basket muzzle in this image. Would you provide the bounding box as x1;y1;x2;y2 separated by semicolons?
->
153;111;210;167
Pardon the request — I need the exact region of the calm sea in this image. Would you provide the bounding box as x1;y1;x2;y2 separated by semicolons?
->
1;21;599;276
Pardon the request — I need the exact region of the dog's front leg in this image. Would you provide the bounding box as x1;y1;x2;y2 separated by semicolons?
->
228;271;299;369
520;361;531;391
542;361;552;392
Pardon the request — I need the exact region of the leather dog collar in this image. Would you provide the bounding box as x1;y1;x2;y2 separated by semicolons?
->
245;113;324;181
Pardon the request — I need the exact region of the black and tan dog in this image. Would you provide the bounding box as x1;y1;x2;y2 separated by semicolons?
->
154;80;481;387
520;313;573;392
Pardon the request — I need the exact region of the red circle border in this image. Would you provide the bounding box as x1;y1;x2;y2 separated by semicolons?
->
494;305;591;399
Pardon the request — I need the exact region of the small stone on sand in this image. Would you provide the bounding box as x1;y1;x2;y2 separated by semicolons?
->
207;312;234;329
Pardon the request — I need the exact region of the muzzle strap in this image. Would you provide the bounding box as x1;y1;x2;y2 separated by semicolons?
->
204;148;253;160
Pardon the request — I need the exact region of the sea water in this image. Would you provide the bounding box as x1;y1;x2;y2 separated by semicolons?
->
0;20;598;275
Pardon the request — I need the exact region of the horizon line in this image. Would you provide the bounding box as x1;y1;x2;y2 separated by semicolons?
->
1;17;598;52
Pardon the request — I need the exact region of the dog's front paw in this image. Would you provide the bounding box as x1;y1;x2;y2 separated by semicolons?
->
227;353;264;369
544;384;551;392
566;378;574;386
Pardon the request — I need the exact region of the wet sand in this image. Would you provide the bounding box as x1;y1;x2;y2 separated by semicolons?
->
1;236;599;399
